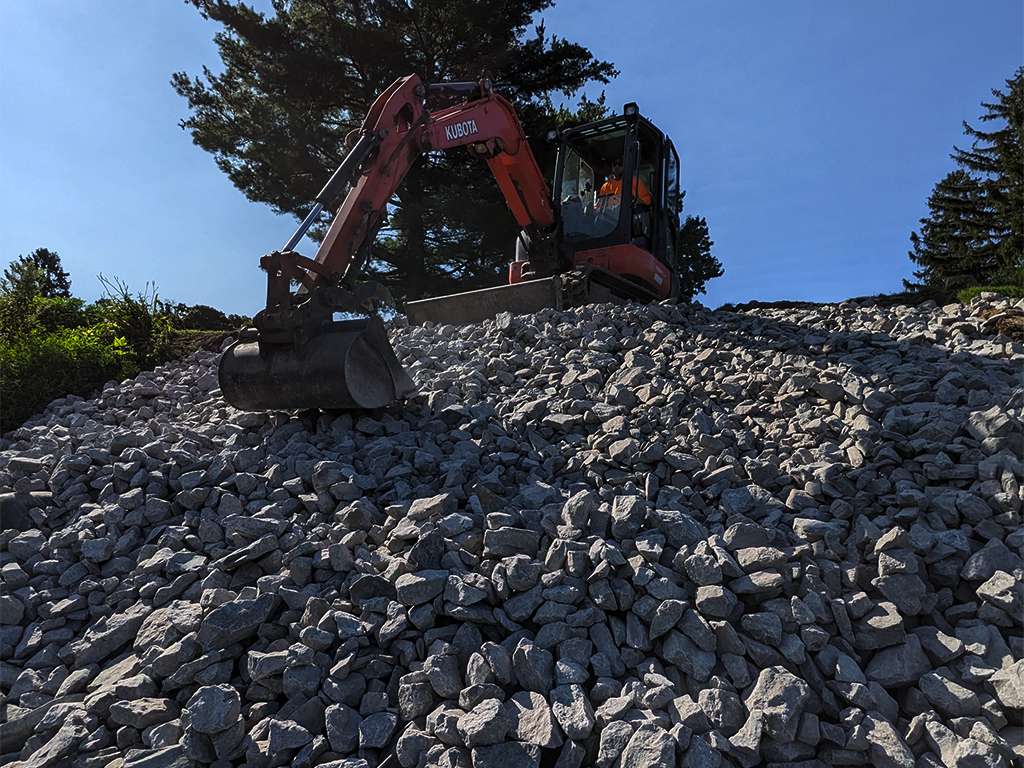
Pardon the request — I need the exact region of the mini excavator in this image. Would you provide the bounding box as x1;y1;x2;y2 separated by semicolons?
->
219;75;685;412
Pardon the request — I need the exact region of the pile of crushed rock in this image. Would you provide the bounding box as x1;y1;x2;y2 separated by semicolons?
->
0;295;1022;768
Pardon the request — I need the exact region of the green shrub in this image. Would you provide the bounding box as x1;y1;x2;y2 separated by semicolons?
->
0;265;245;432
163;301;249;331
0;324;136;433
0;279;42;343
0;295;92;341
31;296;89;332
957;285;1024;303
0;265;247;431
96;275;174;369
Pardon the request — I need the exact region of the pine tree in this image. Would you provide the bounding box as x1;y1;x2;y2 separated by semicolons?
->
908;171;994;290
172;0;616;301
676;215;722;301
1;248;71;298
908;69;1023;290
954;68;1023;274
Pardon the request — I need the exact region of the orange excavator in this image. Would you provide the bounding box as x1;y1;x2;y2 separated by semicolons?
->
219;75;685;412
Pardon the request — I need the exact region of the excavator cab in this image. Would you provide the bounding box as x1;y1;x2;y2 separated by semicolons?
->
529;102;681;300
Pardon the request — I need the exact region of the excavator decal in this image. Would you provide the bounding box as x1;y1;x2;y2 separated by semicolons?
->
443;119;479;142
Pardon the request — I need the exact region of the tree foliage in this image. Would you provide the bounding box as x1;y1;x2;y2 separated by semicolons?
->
0;249;253;433
908;171;994;289
163;302;249;331
908;69;1023;291
96;275;174;370
676;215;722;301
0;325;133;434
1;248;72;298
172;0;616;300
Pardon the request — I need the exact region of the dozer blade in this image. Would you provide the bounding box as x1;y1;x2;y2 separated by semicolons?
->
219;316;415;411
405;276;562;326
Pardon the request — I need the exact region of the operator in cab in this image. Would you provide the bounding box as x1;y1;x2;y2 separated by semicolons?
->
598;160;653;208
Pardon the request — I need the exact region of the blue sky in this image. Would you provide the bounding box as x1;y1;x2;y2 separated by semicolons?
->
1;1;1021;314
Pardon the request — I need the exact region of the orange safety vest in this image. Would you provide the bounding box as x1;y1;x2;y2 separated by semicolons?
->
598;176;653;205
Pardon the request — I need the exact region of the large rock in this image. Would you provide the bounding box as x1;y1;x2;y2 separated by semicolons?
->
862;712;915;768
17;714;89;767
395;570;449;606
197;595;277;650
988;659;1024;710
109;698;180;729
135;601;203;651
865;635;931;687
619;724;676;768
185;684;241;734
325;703;362;753
550;685;595;741
744;666;811;742
69;601;151;666
471;742;542;768
919;671;981;717
457;699;512;747
507;691;562;748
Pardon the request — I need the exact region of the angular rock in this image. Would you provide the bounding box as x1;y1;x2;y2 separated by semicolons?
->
395;570;449;606
507;691;562;748
185;684;241;734
457;698;512;747
197;595;277;650
865;634;931;687
620;724;676;768
744;666;810;742
550;684;595;740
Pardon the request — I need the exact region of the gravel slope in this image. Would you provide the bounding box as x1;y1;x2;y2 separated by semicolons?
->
0;297;1021;768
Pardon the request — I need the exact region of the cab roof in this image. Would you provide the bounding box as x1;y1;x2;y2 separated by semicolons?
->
562;110;667;146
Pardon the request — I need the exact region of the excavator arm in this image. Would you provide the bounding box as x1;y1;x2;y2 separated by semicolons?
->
283;75;555;290
219;75;558;412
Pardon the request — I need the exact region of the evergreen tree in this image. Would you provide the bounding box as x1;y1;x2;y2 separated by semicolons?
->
173;0;615;301
908;69;1023;289
954;68;1023;273
676;215;722;301
908;171;995;290
1;248;71;298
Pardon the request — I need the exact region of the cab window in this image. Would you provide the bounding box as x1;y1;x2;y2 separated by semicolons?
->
635;131;658;208
665;143;681;215
559;127;627;240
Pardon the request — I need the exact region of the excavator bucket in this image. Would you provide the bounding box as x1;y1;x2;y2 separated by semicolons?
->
219;316;415;411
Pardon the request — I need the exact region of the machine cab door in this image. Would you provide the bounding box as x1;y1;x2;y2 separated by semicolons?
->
660;140;682;268
554;114;660;252
556;123;629;244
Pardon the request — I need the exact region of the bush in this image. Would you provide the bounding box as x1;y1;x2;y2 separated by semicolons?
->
163;302;249;331
0;324;135;433
0;295;95;341
96;275;174;369
31;296;89;333
0;261;244;433
957;284;1024;303
0;274;44;343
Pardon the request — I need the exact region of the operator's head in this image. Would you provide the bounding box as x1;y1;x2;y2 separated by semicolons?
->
611;160;623;178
